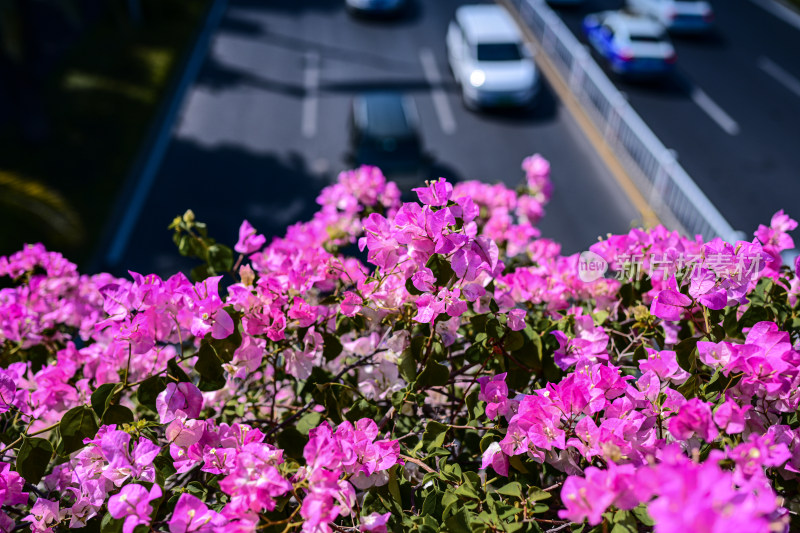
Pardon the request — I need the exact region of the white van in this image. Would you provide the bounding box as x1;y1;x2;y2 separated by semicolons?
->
446;4;540;110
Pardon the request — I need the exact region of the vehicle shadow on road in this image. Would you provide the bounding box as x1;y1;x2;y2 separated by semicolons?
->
670;29;728;48
615;71;694;100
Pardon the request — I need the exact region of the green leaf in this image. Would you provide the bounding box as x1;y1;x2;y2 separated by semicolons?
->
398;349;417;383
276;427;307;461
470;314;488;333
320;385;342;424
137;375;166;411
296;412;323;436
675;337;698;372
167;358;191;383
723;306;742;339
495;482;522;498
60;406;99;454
405;277;424;296
102;405;134;425
322;333;343;361
631;503;655;526
387;466;403;506
422;421;449;451
444;508;472;533
486;318;505;339
100;513;124;533
527;486;552;501
426;254;455;287
195;342;226;391
465;388;483;420
593;310;609;325
632;344;648;363
211;320;242;363
454;483;480;500
154;451;177;480
417;359;449;388
511;326;542;367
740;303;773;330
609;510;637;533
90;383;118;418
677;374;700;400
190;264;215;283
344;399;378;423
207;243;234;274
422;491;440;519
503;330;524;352
16;437;52;484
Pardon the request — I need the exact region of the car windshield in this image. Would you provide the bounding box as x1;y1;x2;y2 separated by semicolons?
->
630;34;666;43
476;42;522;61
358;136;422;164
358;93;415;138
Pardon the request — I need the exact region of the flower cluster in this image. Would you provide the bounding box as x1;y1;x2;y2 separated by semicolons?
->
2;156;800;532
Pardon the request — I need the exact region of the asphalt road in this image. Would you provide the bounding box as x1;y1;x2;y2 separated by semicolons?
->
107;0;640;278
550;0;800;236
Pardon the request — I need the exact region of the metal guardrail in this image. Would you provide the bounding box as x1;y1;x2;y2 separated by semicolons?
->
510;0;741;242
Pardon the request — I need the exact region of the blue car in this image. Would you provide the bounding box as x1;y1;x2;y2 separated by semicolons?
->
583;11;677;78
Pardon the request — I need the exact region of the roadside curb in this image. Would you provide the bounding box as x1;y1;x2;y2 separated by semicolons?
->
88;0;229;273
498;0;661;229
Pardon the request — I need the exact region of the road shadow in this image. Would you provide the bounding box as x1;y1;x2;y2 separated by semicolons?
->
257;27;418;71
322;78;440;94
194;53;306;97
671;28;728;49
104;140;330;278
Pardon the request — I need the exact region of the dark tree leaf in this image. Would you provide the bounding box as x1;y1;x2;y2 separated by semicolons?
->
16;437;52;484
60;406;99;454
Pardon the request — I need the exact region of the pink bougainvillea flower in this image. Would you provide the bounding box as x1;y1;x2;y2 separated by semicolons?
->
413;177;452;207
0;372;15;413
23;498;61;532
697;340;734;368
340;291;362;317
107;483;162;533
668;398;718;442
650;276;691;321
156;382;204;423
168;493;227;533
234;220;266;255
360;512;391;533
507;308;526;331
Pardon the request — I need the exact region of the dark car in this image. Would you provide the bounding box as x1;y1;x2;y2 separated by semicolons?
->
347;92;430;186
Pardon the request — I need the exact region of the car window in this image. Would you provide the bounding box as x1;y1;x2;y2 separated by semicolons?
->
475;42;523;61
358;136;421;161
601;24;615;38
629;33;666;43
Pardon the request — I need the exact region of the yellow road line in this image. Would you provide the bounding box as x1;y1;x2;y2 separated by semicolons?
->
498;0;661;228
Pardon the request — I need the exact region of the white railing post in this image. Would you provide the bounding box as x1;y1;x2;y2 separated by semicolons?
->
603;96;626;145
568;47;588;96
